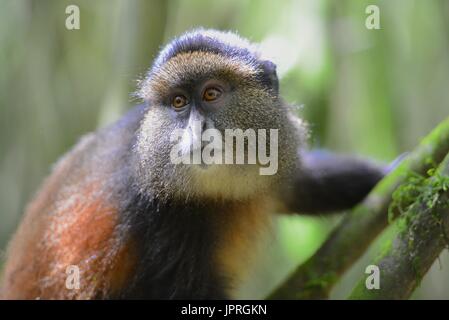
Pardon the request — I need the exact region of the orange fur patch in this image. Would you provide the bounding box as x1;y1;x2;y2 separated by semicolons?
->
1;181;137;299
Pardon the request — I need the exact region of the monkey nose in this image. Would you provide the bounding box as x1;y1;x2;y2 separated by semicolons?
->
188;107;215;132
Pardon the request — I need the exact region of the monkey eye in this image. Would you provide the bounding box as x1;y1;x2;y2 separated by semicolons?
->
172;95;189;109
203;87;222;102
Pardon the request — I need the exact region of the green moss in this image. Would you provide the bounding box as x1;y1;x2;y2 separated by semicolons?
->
387;162;449;285
389;168;449;242
377;239;393;260
388;164;449;225
302;271;337;295
413;255;424;285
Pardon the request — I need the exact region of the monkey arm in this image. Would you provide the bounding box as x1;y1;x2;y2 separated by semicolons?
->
281;150;387;214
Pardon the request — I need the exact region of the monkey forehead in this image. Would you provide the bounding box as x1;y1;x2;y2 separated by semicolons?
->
138;51;261;101
152;29;262;71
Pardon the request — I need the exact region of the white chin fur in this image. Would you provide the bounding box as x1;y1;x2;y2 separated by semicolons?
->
186;164;272;200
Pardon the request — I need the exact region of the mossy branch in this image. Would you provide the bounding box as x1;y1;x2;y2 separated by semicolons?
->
268;117;449;299
348;152;449;299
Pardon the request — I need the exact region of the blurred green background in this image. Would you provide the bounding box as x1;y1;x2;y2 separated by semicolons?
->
1;0;449;299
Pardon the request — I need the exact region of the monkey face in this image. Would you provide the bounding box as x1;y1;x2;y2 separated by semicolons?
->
133;31;303;201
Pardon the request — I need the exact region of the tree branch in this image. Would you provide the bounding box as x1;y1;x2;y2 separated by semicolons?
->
349;152;449;299
268;118;449;299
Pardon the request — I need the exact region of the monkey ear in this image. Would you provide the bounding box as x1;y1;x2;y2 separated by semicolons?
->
260;60;279;95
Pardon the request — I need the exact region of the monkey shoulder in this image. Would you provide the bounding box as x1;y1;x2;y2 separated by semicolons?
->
0;105;147;299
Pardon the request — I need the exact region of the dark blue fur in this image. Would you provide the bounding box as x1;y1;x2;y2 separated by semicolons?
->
147;29;279;93
152;29;258;70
